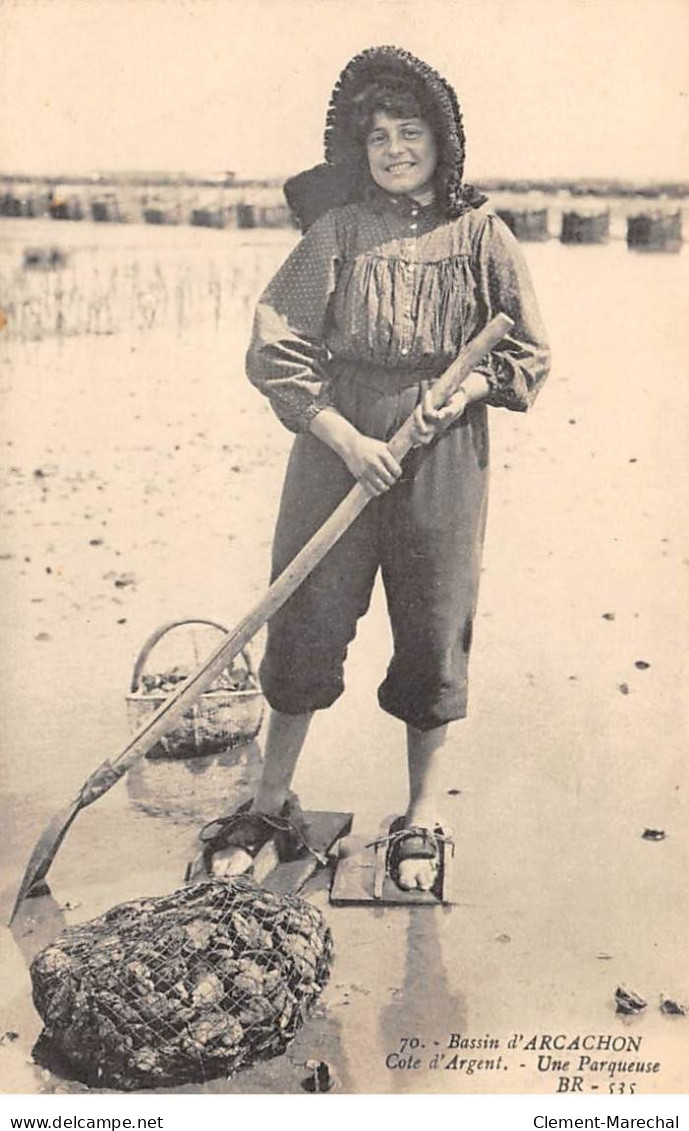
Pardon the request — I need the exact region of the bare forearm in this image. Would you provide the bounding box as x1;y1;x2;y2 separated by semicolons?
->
460;370;491;404
308;406;361;462
308;406;402;496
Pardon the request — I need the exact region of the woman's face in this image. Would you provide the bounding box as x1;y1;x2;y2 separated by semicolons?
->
365;112;438;202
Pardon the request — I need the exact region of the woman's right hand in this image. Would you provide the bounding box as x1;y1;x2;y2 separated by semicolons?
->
309;407;402;496
341;432;403;496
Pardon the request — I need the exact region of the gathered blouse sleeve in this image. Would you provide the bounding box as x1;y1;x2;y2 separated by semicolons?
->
471;212;550;412
245;209;343;433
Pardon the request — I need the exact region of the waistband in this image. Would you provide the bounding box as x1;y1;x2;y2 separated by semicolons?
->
328;356;444;394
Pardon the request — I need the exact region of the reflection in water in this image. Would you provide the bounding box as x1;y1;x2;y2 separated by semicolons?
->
9;888;67;966
379;909;466;1093
126;738;263;821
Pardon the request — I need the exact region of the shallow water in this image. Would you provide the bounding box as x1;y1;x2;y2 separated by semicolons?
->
1;217;687;1094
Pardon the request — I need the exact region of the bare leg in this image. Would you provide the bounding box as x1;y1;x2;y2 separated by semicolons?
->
395;722;449;892
211;709;312;877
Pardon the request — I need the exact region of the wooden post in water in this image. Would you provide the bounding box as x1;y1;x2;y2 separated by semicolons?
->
496;208;549;241
91;197;126;223
237;202;297;229
257;203;295;229
191;207;226;229
627;210;682;252
144;206;179;225
1;194;22;217
236;203;257;229
560;211;610;245
49;196;84;222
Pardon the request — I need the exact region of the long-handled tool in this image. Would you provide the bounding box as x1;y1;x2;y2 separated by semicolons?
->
10;313;513;924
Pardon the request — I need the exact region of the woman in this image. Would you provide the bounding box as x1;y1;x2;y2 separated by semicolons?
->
204;46;550;892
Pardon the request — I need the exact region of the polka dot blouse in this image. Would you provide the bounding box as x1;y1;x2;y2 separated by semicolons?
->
246;194;550;433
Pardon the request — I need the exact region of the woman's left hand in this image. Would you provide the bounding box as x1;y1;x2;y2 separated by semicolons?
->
410;386;469;446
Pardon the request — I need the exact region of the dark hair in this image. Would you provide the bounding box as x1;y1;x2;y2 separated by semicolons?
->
342;76;444;203
349;78;438;144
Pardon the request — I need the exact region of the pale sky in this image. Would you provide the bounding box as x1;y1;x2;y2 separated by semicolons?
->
1;0;687;181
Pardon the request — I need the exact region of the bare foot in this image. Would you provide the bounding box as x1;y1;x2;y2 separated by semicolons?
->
210;846;253;877
392;813;442;892
396;853;439;892
205;796;290;878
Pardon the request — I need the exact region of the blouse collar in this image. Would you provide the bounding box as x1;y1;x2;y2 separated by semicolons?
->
365;179;439;218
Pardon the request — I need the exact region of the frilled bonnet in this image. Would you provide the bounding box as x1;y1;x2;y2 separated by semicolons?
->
285;46;485;232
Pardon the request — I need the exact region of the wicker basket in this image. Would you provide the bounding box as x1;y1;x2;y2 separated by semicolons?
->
126;618;264;760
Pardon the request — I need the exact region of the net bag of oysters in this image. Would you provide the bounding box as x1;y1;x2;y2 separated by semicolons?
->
30;877;332;1090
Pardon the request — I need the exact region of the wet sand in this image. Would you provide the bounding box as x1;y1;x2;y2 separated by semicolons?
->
1;223;687;1094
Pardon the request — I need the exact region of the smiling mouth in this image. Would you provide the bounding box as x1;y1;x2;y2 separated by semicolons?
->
387;162;416;174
